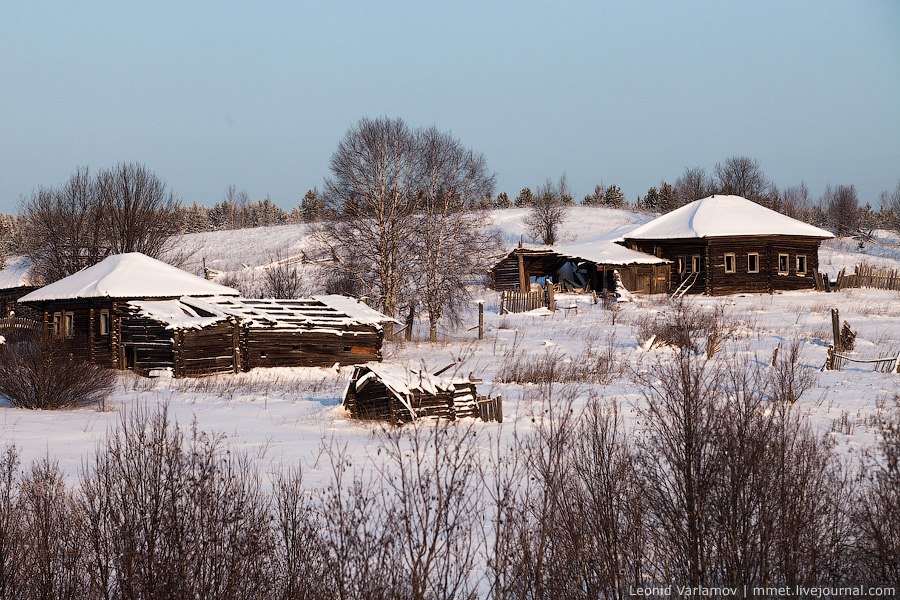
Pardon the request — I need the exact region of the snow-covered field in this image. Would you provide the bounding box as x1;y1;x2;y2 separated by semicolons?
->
2;207;900;482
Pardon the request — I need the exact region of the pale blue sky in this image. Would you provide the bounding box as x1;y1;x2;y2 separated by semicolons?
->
1;1;898;212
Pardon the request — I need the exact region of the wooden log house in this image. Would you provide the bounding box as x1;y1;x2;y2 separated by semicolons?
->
18;253;387;377
622;195;834;296
343;363;480;422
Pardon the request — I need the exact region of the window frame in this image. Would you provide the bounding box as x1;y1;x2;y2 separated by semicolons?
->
747;252;760;274
777;253;790;275
64;312;74;339
691;255;701;273
676;256;684;274
724;253;736;274
99;309;110;336
52;312;62;337
796;254;808;276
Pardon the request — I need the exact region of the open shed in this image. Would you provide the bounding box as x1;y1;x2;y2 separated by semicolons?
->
343;363;479;422
0;256;39;319
490;237;670;294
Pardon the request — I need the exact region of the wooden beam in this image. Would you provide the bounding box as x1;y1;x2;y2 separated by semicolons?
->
517;253;527;290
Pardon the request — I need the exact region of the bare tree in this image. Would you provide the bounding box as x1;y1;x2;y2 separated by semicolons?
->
713;156;768;201
879;180;900;231
523;175;571;245
675;166;713;205
413;127;497;340
823;184;859;236
781;182;812;220
260;249;305;298
323;117;419;321
22;164;180;283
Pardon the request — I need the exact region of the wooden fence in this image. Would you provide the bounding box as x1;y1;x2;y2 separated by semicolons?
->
500;282;556;314
837;263;900;291
477;395;503;423
824;345;900;373
0;317;40;331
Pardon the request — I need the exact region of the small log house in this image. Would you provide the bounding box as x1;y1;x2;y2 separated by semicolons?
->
19;253;386;377
343;363;479;422
621;195;834;296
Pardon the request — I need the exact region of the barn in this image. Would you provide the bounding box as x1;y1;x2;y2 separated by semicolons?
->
343;363;480;422
18;252;386;377
490;236;671;295
621;195;834;295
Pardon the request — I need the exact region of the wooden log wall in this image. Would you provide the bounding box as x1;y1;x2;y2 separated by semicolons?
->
706;237;820;295
177;324;238;377
0;287;39;319
119;307;176;375
244;326;382;369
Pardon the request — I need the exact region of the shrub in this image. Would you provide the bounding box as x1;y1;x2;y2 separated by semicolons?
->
0;330;115;409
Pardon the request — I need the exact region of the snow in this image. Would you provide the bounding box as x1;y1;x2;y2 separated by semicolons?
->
128;299;230;330
313;294;398;325
624;195;835;240
0;255;34;289
553;238;669;266
2;206;896;488
19;253;240;302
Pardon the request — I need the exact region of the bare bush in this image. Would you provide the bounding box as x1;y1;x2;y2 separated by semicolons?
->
260;250;305;298
0;330;115;409
496;338;621;385
637;302;734;356
523;175;571;245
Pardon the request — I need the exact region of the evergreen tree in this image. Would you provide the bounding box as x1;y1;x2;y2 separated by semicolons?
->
582;184;605;206
494;192;511;209
658;182;678;213
642;186;661;212
604;184;626;208
300;188;325;222
515;187;534;207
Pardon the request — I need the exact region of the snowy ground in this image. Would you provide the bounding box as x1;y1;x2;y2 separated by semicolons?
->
2;207;899;482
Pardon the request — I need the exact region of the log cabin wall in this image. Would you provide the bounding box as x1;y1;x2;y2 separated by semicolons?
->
343;371;397;421
705;236;821;295
118;305;176;374
177;324;237;377
243;326;382;369
0;287;39;319
629;240;707;294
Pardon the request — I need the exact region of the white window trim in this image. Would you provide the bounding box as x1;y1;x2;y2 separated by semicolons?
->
796;255;808;276
691;255;701;273
724;253;736;274
747;252;760;274
777;253;790;275
99;310;110;336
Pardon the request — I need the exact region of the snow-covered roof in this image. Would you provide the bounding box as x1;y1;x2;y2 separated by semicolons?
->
313;294;398;325
128;299;230;330
196;296;382;333
354;363;469;399
553;239;670;266
0;256;35;290
624;195;835;240
19;253;240;302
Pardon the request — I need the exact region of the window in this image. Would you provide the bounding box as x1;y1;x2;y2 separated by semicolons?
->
676;256;684;274
796;255;807;276
64;312;74;338
99;310;110;336
691;255;701;273
724;253;736;274
747;253;759;273
52;312;62;337
778;253;790;275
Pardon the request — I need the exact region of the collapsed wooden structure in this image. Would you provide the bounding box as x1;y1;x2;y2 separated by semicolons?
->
622;195;834;296
19;253;386;377
343;363;483;422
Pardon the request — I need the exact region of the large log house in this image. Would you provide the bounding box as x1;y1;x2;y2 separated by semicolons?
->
622;195;834;296
18;253;386;377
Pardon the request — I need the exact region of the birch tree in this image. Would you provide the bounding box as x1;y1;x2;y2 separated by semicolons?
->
413;127;496;341
323;117;418;322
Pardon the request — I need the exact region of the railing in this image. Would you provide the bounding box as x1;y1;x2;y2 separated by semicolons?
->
670;271;698;299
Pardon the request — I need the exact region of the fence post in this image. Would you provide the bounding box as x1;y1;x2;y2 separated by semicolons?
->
405;304;414;341
831;308;841;352
478;301;484;340
825;345;835;371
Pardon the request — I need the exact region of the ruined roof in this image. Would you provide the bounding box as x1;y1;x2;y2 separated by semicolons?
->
623;195;835;240
20;253;239;302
